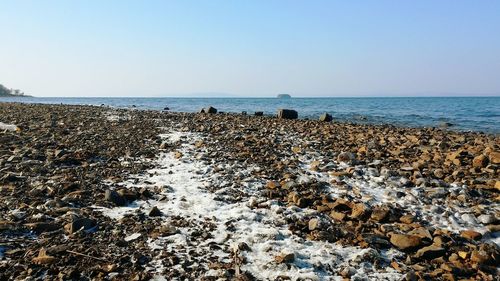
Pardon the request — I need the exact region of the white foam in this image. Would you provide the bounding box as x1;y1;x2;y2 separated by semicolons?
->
97;131;403;280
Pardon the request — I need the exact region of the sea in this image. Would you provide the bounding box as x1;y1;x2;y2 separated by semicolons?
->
1;96;499;134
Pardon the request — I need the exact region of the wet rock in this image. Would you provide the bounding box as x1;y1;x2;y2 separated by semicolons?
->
254;111;263;116
105;189;127;206
277;109;298;120
389;233;422;250
319;113;332;122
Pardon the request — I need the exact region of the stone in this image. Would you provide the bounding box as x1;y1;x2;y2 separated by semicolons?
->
277;109;298;120
200;106;217;114
488;151;500;164
309;218;320;231
319;113;332;122
148;206;162;217
371;206;390;222
337;152;356;164
472;154;488;168
330;211;346;221
408;227;432;240
64;218;97;234
415;245;446;259
399;215;415;224
389;233;422;250
254;111;264;116
275;252;295;263
105;190;127;206
470;250;490;263
351;203;369;219
24;222;61;234
32;248;56;265
433;169;444;179
477;214;497;224
460;230;482;240
266;181;280;189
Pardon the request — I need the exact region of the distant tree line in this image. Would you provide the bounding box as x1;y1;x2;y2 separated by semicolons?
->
0;84;26;97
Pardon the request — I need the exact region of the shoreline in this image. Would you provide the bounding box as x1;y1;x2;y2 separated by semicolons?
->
0;99;500;137
0;103;499;279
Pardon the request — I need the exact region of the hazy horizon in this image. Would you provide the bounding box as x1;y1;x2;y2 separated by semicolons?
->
1;1;500;97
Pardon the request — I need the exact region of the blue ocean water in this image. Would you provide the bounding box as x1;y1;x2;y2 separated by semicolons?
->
1;96;499;134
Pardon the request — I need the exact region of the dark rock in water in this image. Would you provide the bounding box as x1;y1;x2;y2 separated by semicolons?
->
163;106;170;111
64;218;97;234
148;206;163;217
277;109;298;120
105;190;127;206
319;113;333;122
241;111;247;115
199;106;217;114
439;122;454;128
254;111;263;116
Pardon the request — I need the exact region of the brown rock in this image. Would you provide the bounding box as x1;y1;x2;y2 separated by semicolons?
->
389;233;422;250
32;248;56;265
433;169;444;179
470;250;490;264
351;203;369;219
266;181;280;189
371;206;390;222
460;230;482;241
275;252;295;263
399;215;415;224
489;151;500;164
330;211;346;221
472;154;488;168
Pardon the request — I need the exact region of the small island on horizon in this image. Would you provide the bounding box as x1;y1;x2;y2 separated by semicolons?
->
277;94;291;99
0;83;29;97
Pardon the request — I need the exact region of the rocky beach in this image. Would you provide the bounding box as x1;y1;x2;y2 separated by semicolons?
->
0;102;499;280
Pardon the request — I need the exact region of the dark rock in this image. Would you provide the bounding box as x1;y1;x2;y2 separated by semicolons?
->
277;109;298;120
200;106;217;114
105;190;127;206
148;206;163;217
319;113;333;122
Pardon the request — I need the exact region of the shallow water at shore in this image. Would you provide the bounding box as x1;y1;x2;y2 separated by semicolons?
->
2;96;499;134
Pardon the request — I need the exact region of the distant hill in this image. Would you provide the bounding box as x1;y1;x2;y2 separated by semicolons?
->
277;94;291;99
0;84;27;97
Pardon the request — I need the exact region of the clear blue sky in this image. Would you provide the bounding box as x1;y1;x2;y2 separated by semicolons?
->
1;0;499;97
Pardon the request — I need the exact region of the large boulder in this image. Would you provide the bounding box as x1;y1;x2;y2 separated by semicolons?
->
199;106;217;114
389;233;422;250
319;113;333;122
277;109;298;120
